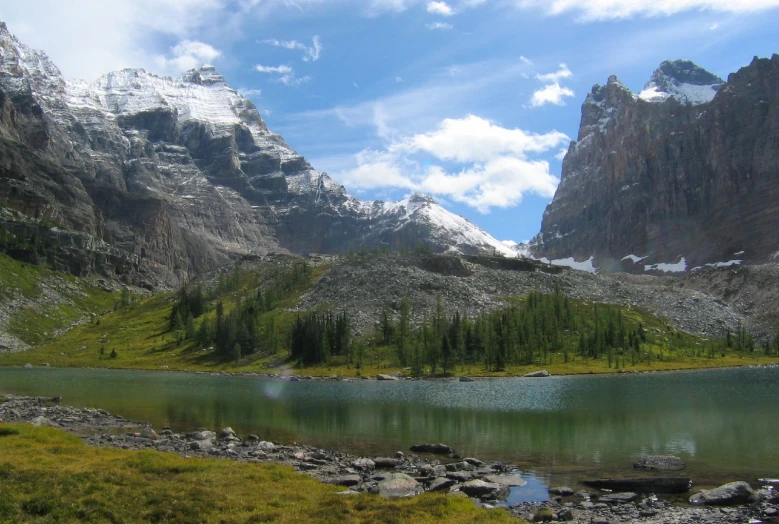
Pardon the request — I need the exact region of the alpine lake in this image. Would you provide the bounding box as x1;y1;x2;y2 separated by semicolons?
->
2;365;777;504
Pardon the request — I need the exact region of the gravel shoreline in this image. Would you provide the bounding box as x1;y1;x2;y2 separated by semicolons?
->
1;395;777;523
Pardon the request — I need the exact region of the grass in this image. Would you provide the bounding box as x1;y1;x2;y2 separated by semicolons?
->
0;424;516;523
0;253;117;346
1;253;776;377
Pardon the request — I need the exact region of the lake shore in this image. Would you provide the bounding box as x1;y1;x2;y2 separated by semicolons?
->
1;394;777;524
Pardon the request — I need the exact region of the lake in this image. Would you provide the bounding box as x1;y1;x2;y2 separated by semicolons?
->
1;365;777;497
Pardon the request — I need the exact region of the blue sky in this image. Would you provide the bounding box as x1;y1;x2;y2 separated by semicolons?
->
2;0;778;243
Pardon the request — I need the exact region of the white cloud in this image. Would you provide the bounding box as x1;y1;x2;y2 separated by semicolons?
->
515;0;779;20
519;56;533;65
261;35;323;62
708;22;720;30
536;63;572;82
154;40;221;71
554;148;568;160
427;1;455;15
333;115;567;212
427;21;454;29
396;76;404;83
254;64;309;86
238;87;262;98
530;82;575;106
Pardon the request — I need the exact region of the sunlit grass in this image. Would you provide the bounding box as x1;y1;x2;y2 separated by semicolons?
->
0;424;517;523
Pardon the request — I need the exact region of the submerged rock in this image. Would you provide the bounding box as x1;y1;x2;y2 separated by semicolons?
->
633;455;686;471
410;443;454;455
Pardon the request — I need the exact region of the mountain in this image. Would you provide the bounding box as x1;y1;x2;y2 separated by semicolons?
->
0;23;514;287
531;55;779;274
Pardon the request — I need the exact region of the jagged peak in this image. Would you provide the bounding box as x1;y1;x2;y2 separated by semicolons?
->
180;65;227;86
408;193;438;205
639;59;724;105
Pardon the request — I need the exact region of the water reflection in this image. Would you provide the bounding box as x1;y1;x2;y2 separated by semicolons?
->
2;366;778;485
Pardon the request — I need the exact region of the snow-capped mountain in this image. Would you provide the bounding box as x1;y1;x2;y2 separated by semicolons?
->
637;59;725;105
0;22;515;286
532;56;779;274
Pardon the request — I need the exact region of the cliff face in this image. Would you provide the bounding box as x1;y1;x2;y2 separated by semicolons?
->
0;23;516;287
532;56;779;273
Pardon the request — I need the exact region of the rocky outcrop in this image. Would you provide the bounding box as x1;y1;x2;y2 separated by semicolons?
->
532;56;779;274
0;23;516;288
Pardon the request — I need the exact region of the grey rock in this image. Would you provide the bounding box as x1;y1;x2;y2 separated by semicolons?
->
549;487;575;496
140;426;158;440
374;457;402;468
445;471;474;482
428;477;456;492
599;492;637;504
689;481;756;506
219;427;236;439
188;430;217;441
376;473;423;498
410;443;454;455
327;475;362;487
190;440;213;451
483;474;527;487
256;441;276;452
351;458;375;470
376;374;398;381
460;479;509;500
459;376;475;382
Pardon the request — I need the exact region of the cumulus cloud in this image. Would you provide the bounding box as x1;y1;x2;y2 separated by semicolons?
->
154;40;221;71
261;35;323;62
333;115;568;212
536;63;572;82
254;64;309;86
515;0;779;20
427;1;456;15
530;83;575;106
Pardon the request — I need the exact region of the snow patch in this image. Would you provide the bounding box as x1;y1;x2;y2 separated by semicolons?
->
539;256;597;274
734;250;745;256
644;257;687;273
638;81;720;105
622;254;647;263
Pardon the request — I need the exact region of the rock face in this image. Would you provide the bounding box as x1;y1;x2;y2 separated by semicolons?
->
0;23;516;287
532;56;779;273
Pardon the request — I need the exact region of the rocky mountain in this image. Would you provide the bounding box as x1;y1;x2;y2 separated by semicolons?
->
531;56;779;274
0;23;513;288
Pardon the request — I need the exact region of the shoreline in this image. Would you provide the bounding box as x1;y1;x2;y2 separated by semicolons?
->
1;394;777;524
1;361;777;383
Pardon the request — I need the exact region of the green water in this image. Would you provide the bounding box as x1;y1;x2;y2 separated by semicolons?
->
2;366;778;490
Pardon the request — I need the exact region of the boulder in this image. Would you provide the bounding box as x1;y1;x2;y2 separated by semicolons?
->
523;370;550;378
583;477;691;494
30;415;55;427
219;427;236;439
188;430;217;441
256;441;276;452
599;492;638;504
190;440;213;451
689;481;756;506
633;455;686;471
410;443;454;455
484;474;527;487
377;374;398;381
445;471;473;482
377;473;423;498
351;458;375;470
374;457;402;468
140;426;158;440
549;487;575;496
445;461;474;472
460;479;509;500
459;376;475;382
428;477;456;492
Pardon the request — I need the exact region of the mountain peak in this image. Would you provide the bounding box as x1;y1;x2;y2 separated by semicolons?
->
181;65;226;86
638;59;724;105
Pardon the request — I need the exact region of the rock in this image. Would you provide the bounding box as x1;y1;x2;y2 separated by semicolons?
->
532;508;556;522
599;492;637;504
374;457;402;468
523;370;550;378
463;457;485;467
460;479;509;500
484;474;527;487
140;426;158;440
689;481;756;506
459;376;475;382
410;443;454;455
376;374;398;381
445;461;474;472
549;487;575;496
23;363;33;368
219;427;236;439
247;434;260;441
428;477;456;492
327;475;362;487
256;441;276;452
557;507;574;521
351;458;375;470
30;415;55;426
190;440;213;451
419;464;447;477
445;471;473;482
633;455;686;471
583;477;691;494
188;430;217;441
376;473;423;498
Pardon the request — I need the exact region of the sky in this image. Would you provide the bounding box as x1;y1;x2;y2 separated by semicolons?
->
1;0;778;244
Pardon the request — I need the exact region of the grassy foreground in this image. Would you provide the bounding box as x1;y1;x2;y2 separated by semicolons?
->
0;424;514;523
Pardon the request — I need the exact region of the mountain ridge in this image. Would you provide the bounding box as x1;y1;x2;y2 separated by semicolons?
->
0;22;517;287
